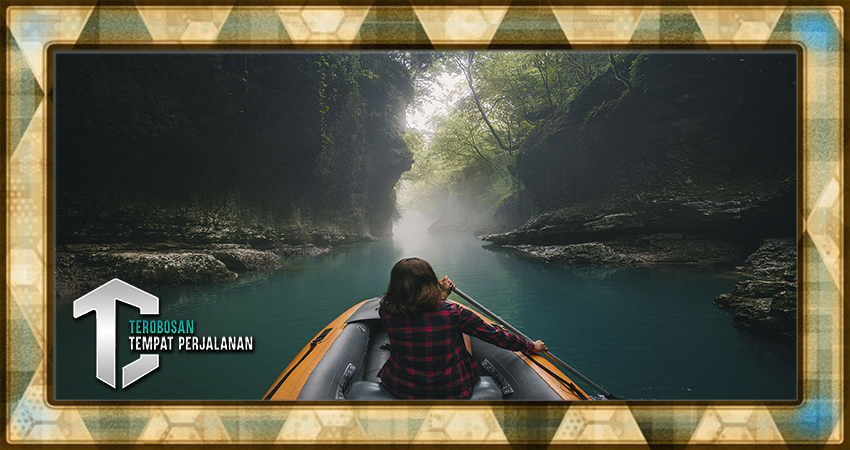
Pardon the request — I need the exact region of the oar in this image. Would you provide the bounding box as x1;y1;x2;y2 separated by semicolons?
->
451;286;619;400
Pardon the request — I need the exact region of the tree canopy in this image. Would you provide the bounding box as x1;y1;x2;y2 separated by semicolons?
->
399;51;609;232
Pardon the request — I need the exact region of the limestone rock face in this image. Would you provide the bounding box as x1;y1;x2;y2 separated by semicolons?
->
210;249;280;273
56;249;236;300
514;53;795;217
486;53;795;251
713;239;797;344
55;53;414;299
57;53;413;245
482;53;796;343
55;243;333;301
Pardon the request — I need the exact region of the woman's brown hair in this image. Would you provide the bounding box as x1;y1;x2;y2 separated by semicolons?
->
380;258;443;316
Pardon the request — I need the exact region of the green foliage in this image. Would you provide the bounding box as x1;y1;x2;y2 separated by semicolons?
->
583;103;602;127
401;51;608;230
314;54;369;151
629;53;649;87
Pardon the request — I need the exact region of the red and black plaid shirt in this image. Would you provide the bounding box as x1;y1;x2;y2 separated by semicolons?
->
379;301;534;399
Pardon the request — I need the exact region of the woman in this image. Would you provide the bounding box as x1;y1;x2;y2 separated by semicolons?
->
378;257;547;399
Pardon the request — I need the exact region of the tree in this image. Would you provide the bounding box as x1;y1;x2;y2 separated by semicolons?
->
401;51;609;231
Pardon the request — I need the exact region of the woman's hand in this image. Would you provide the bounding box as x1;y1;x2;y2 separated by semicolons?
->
439;276;455;299
532;340;548;353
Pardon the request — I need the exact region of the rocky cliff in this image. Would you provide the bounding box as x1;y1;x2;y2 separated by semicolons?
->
487;53;795;251
55;53;413;299
483;52;797;342
713;238;797;344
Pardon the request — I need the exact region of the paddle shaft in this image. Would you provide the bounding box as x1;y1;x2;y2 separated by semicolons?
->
451;287;618;400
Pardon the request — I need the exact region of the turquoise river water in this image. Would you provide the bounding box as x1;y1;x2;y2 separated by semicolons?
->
55;214;796;401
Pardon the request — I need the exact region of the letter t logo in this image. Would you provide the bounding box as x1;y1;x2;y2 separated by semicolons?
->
73;279;160;388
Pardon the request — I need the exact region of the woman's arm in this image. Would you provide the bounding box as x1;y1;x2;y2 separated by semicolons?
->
453;303;542;353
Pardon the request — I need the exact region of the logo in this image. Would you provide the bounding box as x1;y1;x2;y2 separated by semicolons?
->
73;279;160;389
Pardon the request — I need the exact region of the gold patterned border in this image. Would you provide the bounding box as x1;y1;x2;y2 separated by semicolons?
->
4;2;845;447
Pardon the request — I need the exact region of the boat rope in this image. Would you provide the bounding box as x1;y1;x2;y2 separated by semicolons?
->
523;353;589;400
263;327;332;400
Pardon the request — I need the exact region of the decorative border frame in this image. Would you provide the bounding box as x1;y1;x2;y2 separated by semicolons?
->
4;1;845;446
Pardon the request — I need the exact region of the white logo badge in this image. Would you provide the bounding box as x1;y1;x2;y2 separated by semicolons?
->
73;279;160;388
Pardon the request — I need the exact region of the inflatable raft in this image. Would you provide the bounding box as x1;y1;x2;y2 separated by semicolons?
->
263;297;593;401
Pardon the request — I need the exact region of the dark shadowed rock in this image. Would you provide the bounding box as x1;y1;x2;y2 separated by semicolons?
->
55;249;237;301
740;238;798;278
482;53;796;344
498;236;750;267
512;53;796;220
482;55;797;339
54;241;334;301
275;245;332;258
108;252;236;286
54;53;414;297
211;249;280;272
713;238;797;344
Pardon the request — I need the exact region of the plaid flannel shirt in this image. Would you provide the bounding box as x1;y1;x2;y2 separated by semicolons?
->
379;301;534;399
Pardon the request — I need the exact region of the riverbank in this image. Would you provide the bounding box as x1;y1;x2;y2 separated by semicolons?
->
712;238;797;344
489;235;752;267
55;199;380;301
55;242;333;301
